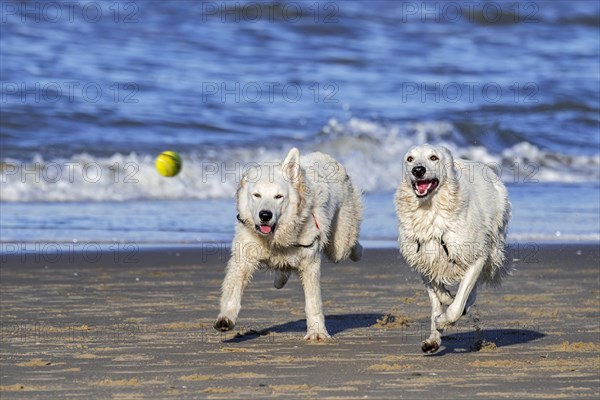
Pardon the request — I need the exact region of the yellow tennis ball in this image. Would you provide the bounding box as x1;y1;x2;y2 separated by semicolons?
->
155;151;182;177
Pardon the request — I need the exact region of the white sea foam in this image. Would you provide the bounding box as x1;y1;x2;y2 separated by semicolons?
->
1;119;598;202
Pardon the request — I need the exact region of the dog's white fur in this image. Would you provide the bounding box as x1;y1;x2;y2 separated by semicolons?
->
395;144;511;353
215;148;363;340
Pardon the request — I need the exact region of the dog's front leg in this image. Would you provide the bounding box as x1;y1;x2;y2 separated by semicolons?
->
214;255;257;332
299;257;330;341
435;257;485;329
422;280;444;353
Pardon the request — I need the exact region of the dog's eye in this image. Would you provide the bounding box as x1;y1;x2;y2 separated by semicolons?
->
406;156;414;162
274;194;284;200
430;155;439;161
252;193;261;198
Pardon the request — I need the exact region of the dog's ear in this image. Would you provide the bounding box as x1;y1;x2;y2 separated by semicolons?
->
236;172;249;203
438;146;458;180
282;147;301;184
438;146;453;160
239;173;248;187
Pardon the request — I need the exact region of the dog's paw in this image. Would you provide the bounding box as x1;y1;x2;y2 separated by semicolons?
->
303;330;331;341
350;242;363;262
213;316;235;332
421;339;440;353
273;270;290;289
304;321;331;341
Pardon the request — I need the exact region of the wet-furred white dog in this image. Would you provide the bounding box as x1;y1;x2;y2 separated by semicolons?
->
395;144;511;353
214;148;363;340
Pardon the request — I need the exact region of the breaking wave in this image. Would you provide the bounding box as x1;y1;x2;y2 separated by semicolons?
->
2;119;599;202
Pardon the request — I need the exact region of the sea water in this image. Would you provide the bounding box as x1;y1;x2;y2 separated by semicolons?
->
1;1;598;246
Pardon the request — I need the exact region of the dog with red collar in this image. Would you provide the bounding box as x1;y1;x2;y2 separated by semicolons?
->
214;148;363;341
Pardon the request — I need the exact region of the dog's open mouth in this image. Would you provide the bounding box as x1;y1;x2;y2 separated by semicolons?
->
256;224;275;235
412;179;439;198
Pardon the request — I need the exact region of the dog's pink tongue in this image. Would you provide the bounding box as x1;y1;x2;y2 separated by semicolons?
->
417;181;430;194
259;225;272;234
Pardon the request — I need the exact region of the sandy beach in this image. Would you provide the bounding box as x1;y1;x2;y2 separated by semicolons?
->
2;1;599;399
1;244;598;399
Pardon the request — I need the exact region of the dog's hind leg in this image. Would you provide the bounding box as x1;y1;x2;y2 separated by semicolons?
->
273;270;291;289
436;257;485;329
463;285;478;315
432;282;454;306
324;185;362;262
422;281;443;353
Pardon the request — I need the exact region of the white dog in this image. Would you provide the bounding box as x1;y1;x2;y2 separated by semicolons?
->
214;148;363;340
395;144;511;353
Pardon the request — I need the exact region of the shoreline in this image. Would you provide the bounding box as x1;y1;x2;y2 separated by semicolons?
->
2;236;599;250
1;242;599;271
1;244;599;398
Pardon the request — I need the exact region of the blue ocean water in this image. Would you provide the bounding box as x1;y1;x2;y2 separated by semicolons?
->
1;1;599;244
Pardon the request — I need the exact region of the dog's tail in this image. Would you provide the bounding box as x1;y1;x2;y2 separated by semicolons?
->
484;196;513;287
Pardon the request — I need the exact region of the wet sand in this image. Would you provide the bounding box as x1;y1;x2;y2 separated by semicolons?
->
1;244;599;399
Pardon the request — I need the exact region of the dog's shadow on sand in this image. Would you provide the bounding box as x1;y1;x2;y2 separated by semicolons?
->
223;313;382;343
430;328;546;356
223;316;545;353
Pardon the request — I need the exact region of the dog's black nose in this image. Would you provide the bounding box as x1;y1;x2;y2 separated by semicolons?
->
412;166;426;178
259;210;273;222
